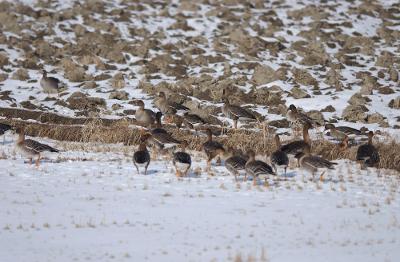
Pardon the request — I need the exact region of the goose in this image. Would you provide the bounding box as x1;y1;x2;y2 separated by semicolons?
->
15;128;59;167
40;70;63;94
224;146;248;181
270;134;289;175
172;141;191;177
0;123;12;144
286;104;317;131
154;91;189;114
295;147;337;181
202;128;225;172
356;131;380;168
324;123;362;140
338;135;349;151
133;141;150;175
245;150;275;186
135;100;156;127
221;89;257;129
182;112;206;130
280;123;312;159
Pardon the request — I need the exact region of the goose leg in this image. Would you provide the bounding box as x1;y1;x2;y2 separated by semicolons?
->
29;158;33;165
252;175;257;186
35;154;41;168
184;166;190;177
319;171;326;182
145;161;150;175
134;163;140;174
233;119;238;129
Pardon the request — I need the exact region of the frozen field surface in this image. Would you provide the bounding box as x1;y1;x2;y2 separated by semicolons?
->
0;141;399;262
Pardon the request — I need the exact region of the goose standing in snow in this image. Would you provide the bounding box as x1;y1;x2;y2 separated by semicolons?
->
295;147;337;181
133;141;150;175
224;146;247;181
40;70;63;95
356;131;380;168
270;134;289;175
221;89;257;129
134;100;156;127
172;141;191;177
0;123;12;144
245;150;275;186
202;128;225;172
141;130;180;156
15;128;59;168
154;91;188;114
324;123;362;140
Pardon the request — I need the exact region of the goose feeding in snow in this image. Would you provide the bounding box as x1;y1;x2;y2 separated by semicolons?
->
224;146;247;181
40;70;63;94
0;123;12;144
221;89;257;129
133;141;151;175
356;131;380;168
15;128;59;167
202;128;225;172
172;141;191;177
245;150;275;186
295;147;337;181
270;134;289;175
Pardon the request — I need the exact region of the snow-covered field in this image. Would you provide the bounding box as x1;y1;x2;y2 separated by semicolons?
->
1;0;400;261
0;138;399;262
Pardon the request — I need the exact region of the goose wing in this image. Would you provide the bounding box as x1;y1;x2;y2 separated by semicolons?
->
337;126;361;136
184;113;205;125
246;160;274;176
356;144;379;163
224;105;256;120
303;155;336;169
225;156;247;171
24;139;59;153
271;150;289;166
152;133;180;145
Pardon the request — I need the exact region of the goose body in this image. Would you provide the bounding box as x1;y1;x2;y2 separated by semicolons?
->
296;149;337;180
221;89;256;129
280;123;312;156
135;100;156;126
40;70;62;94
325;124;362;140
202;129;225;171
245;150;275;185
356;131;379;168
133;143;150;175
270;134;289;174
15;129;59;167
172;141;191;177
224;147;247;181
151;112;168;134
183;112;206;129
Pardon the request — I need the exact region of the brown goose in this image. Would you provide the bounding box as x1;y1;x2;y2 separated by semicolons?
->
356;131;380;168
245;150;275;186
0;123;12;144
295;147;337;181
142;130;180;154
135;100;156;126
15;128;59;167
133;141;150;175
324;124;362;140
202;128;225;172
172;141;191;177
280;123;312;158
270;134;289;175
221;89;257;129
154;91;189;114
286;104;317;129
224;146;247;181
338;135;349;151
40;70;63;94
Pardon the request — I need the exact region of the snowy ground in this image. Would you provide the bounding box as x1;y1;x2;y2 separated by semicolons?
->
0;138;399;262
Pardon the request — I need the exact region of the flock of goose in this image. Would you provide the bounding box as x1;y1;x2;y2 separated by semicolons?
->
0;70;381;183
